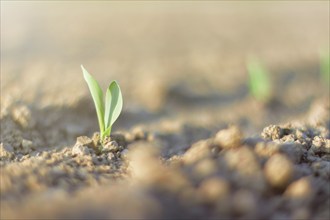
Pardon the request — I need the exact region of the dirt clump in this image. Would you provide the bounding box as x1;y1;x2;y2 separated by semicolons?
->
264;153;294;189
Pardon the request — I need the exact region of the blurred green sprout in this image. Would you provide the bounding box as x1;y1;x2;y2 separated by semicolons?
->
247;57;272;103
81;65;123;141
320;50;329;86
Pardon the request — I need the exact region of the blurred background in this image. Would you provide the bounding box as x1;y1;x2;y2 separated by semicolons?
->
1;1;329;144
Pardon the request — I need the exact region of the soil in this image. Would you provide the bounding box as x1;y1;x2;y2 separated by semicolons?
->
1;2;329;220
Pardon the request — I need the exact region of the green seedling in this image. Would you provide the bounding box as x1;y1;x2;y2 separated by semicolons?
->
247;57;272;103
320;50;329;86
81;65;123;142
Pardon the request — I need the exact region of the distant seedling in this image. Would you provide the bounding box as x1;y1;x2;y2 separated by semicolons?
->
320;51;329;86
247;57;272;103
81;65;123;142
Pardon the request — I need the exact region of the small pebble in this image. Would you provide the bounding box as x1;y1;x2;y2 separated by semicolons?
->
182;140;212;165
284;177;313;199
224;146;261;175
264;153;293;188
197;177;229;204
214;126;243;149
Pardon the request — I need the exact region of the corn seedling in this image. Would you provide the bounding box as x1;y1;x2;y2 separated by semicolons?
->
81;65;123;142
247;57;272;103
320;50;329;86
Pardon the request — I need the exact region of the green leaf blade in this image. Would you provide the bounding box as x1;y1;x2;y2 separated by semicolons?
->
104;80;123;133
320;51;330;85
81;65;105;134
247;58;271;102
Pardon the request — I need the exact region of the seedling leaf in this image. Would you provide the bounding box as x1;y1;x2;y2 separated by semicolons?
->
105;81;123;128
247;58;272;102
81;65;105;134
104;81;123;130
82;65;123;142
320;51;330;86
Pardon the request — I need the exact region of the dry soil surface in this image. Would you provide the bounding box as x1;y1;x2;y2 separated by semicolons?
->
1;2;329;219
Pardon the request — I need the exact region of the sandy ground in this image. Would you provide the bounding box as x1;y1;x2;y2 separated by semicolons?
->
1;1;329;219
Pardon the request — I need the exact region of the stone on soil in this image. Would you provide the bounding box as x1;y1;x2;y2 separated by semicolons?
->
264;153;293;189
214;126;243;149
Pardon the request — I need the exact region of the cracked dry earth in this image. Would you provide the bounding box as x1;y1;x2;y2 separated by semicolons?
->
0;99;329;220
